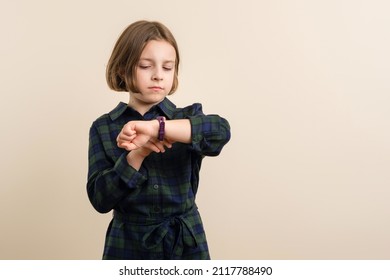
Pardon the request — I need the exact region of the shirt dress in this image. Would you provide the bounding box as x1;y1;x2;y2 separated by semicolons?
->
87;98;231;259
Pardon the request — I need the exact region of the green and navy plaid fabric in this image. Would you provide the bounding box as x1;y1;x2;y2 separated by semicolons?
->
87;98;230;259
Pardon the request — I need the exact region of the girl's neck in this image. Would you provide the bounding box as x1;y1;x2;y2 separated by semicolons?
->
128;95;158;116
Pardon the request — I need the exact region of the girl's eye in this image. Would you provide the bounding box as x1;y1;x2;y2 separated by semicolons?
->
163;67;173;71
139;65;151;69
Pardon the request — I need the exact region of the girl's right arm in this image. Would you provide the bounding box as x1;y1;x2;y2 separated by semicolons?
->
86;123;148;214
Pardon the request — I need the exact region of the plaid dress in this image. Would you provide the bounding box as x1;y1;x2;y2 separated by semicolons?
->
87;98;231;260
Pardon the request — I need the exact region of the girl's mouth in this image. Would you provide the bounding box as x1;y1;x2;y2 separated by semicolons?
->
149;86;163;91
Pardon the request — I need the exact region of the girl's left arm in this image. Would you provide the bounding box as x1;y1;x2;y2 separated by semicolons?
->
117;104;231;156
167;103;231;156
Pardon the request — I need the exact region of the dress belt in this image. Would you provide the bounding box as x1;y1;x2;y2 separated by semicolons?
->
113;207;199;258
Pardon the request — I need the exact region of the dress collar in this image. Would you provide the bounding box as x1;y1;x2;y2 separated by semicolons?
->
108;98;177;121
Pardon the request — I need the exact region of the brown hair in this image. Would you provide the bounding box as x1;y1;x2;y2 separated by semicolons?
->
106;20;180;94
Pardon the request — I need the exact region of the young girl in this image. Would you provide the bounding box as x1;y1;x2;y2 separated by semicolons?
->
87;20;231;260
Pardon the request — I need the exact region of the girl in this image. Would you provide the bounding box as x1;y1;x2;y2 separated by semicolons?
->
87;20;231;260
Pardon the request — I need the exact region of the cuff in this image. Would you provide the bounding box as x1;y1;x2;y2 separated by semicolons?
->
113;152;147;189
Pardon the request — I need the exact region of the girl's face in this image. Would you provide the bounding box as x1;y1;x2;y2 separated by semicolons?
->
131;40;176;111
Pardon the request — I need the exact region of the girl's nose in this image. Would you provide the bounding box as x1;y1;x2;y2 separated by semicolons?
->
152;75;162;81
152;69;163;81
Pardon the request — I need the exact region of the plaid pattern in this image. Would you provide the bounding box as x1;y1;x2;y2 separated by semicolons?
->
87;98;231;259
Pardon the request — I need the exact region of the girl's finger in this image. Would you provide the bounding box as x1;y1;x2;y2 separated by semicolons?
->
143;141;161;153
118;141;139;151
148;138;165;152
153;140;166;153
163;140;173;149
117;133;137;144
122;126;136;136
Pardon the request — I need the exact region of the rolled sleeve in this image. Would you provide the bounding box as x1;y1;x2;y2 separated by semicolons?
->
188;114;231;156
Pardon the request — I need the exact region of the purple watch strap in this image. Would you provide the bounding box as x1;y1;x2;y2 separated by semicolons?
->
156;116;165;141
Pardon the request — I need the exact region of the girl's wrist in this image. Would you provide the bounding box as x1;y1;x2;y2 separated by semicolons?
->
126;150;147;170
151;119;162;139
156;117;165;141
132;148;150;159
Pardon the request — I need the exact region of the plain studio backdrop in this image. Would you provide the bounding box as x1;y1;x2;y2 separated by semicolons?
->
1;0;389;259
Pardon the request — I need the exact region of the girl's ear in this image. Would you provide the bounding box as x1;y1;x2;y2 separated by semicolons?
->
117;67;127;90
118;67;125;79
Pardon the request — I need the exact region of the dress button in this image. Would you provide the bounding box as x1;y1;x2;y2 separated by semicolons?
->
153;184;159;190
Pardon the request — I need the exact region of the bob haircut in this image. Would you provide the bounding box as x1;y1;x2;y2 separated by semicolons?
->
106;20;180;94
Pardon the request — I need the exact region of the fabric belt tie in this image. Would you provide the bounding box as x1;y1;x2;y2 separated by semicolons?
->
113;207;198;258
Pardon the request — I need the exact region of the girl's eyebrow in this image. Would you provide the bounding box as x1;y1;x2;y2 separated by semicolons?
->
139;58;175;63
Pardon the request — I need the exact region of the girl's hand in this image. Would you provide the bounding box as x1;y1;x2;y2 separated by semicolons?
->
117;121;174;151
116;120;157;150
130;138;173;157
117;120;174;152
131;142;158;158
124;138;173;170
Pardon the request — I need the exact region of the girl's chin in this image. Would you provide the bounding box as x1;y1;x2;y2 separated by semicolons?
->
135;96;166;105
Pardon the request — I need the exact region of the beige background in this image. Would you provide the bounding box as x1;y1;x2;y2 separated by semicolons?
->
1;0;389;259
